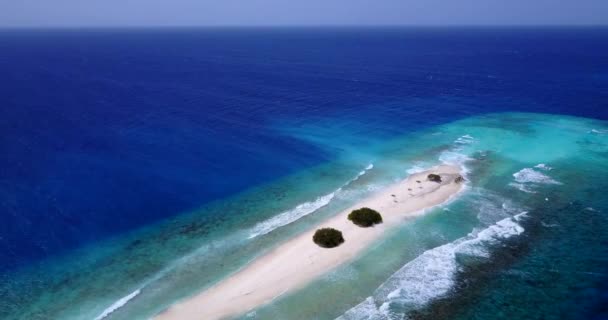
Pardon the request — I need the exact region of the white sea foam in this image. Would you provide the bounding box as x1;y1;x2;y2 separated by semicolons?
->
248;164;374;239
95;165;376;320
438;135;476;174
471;191;522;225
457;212;526;258
336;213;527;320
337;183;383;201
247;192;338;239
510;166;561;193
508;182;537;194
454;134;475;145
439;151;473;174
96;166;379;319
406;163;427;175
590;129;608;134
534;163;553;171
94;289;141;320
512;167;561;185
439;151;472;166
339;297;384;320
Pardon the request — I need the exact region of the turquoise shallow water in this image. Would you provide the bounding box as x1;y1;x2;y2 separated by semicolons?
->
250;113;608;320
2;112;607;320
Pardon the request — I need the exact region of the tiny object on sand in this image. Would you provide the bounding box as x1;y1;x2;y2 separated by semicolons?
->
408;188;412;191
416;180;421;183
391;194;396;197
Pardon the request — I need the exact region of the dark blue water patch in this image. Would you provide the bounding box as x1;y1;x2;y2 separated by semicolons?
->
1;27;608;269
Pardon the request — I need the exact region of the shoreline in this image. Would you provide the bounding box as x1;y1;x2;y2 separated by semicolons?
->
155;165;464;320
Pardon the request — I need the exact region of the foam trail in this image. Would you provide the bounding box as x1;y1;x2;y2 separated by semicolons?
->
247;193;338;239
248;164;373;239
508;182;536;194
439;151;473;168
105;163;375;316
534;163;553;171
337;212;527;320
510;166;561;193
437;134;476;176
513;167;561;185
94;289;141;320
454;134;475;145
406;162;428;175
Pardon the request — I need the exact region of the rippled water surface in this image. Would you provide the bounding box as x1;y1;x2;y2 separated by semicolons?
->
1;28;607;320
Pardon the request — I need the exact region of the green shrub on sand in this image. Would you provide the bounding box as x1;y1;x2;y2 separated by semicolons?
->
348;207;383;227
427;173;442;183
313;228;345;248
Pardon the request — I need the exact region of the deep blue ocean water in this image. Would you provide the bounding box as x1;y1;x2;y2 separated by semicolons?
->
0;28;607;320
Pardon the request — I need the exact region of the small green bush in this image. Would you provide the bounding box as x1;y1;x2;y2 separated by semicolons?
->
427;173;442;183
313;228;344;248
348;207;383;227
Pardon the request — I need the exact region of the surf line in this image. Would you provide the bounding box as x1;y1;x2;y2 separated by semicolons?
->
247;163;374;239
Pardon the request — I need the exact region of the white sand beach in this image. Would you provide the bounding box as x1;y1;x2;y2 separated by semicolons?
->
155;165;464;320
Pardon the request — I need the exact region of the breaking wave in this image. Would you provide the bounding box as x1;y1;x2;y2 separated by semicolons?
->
336;212;527;320
439;150;473;169
513;168;560;184
509;165;561;193
406;163;427;175
454;134;475;145
534;163;553;171
93;165;376;319
509;182;536;194
94;289;141;320
438;134;476;175
247;164;373;239
589;129;608;134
